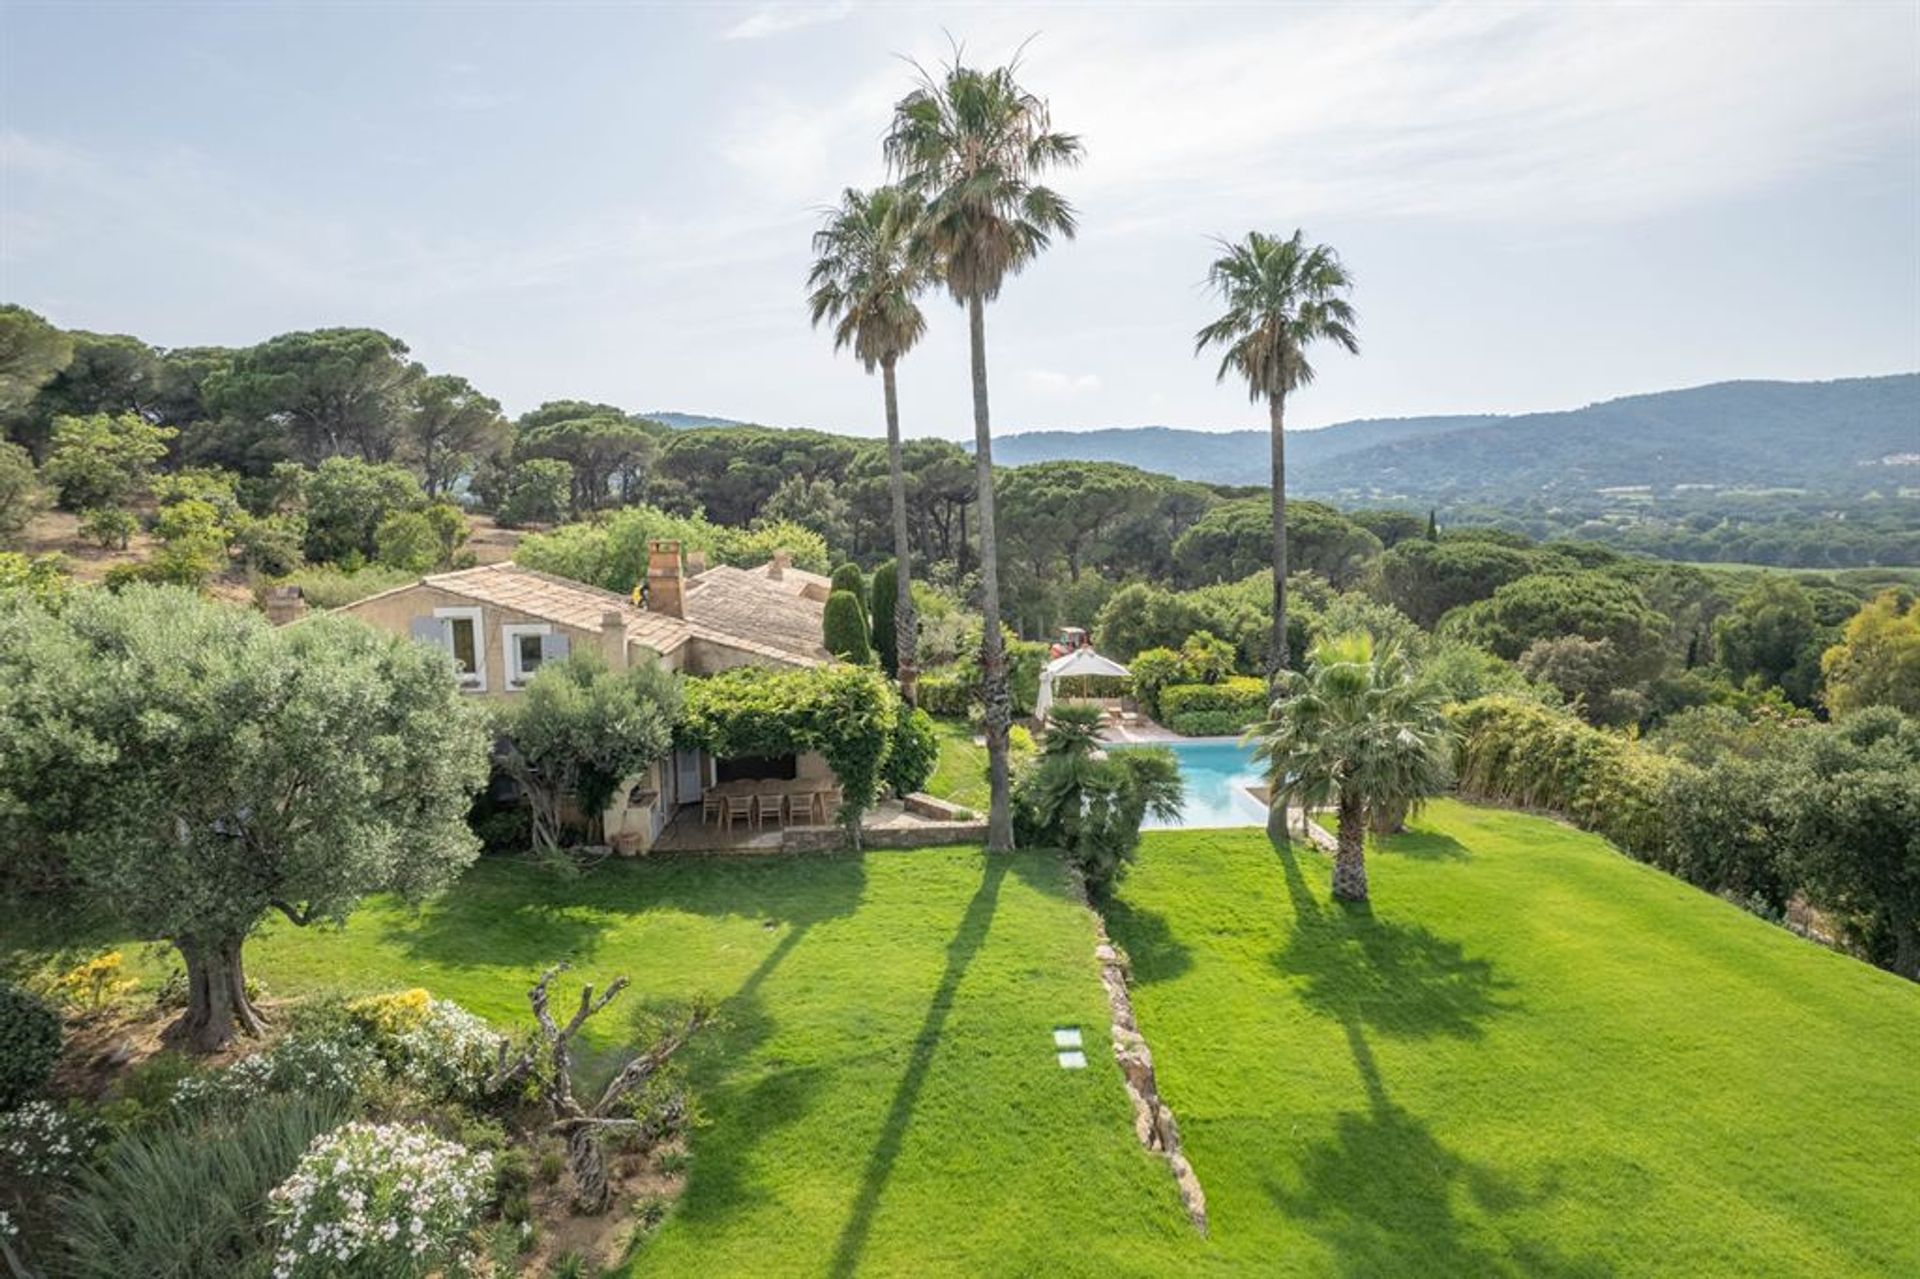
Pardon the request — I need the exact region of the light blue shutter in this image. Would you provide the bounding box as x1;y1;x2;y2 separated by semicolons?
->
409;617;445;645
540;633;571;662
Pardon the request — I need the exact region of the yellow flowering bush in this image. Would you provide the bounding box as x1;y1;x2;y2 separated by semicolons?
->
54;953;137;1011
346;989;432;1037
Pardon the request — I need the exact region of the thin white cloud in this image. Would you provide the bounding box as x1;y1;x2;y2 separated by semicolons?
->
1028;369;1102;397
875;6;1915;226
722;2;852;42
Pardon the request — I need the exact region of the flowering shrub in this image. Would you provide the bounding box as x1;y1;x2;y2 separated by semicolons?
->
346;988;433;1036
173;1028;382;1112
173;992;502;1113
379;997;501;1103
269;1121;493;1278
53;952;140;1011
0;1100;100;1181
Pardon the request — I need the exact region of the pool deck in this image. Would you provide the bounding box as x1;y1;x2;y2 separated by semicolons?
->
1099;720;1184;744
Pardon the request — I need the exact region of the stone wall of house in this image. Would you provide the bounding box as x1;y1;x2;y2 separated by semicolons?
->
340;584;676;694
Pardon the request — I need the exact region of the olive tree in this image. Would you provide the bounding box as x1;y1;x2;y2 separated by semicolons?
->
495;652;684;856
0;586;490;1051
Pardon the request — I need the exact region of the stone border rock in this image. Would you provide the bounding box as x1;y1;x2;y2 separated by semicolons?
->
1067;870;1208;1234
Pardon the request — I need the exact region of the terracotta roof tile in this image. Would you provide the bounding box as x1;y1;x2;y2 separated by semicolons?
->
420;564;690;652
684;564;831;664
407;562;830;668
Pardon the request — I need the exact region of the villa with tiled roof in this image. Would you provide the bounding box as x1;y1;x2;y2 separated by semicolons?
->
336;540;829;692
333;540;836;852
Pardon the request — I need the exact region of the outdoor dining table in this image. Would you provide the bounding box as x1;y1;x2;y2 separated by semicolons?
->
703;779;839;828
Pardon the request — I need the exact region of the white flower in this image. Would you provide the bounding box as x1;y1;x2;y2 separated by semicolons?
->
267;1121;492;1278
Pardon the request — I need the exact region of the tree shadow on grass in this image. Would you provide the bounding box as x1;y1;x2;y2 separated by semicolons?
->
1272;905;1516;1040
1260;842;1596;1276
380;852;867;970
826;858;1008;1279
1269;842;1515;1040
1378;829;1473;862
1100;896;1193;985
1263;1096;1601;1279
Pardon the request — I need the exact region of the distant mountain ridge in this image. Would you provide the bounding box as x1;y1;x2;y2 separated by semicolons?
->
991;375;1919;499
988;415;1502;485
644;410;750;431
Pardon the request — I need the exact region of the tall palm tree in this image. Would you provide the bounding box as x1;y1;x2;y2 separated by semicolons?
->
1196;238;1356;651
885;54;1083;852
1252;631;1452;903
807;184;931;705
1197;230;1356;844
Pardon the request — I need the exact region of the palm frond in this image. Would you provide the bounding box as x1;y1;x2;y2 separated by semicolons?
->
883;54;1084;302
1194;228;1359;400
806;184;930;372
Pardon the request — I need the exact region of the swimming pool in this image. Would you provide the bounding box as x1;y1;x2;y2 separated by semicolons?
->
1115;737;1267;829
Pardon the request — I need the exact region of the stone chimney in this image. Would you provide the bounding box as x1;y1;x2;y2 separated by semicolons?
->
685;549;708;576
770;549;792;581
263;585;308;626
646;540;685;618
601;608;629;672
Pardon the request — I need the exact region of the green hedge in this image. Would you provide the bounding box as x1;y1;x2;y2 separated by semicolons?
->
912;639;1051;718
1007;640;1049;716
0;981;62;1109
1167;709;1253;737
883;706;939;797
917;667;974;717
1159;672;1267;722
1449;695;1686;859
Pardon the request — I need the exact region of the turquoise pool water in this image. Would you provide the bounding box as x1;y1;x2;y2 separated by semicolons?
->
1116;738;1266;829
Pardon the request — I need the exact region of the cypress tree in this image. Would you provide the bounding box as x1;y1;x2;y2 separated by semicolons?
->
870;559;900;678
830;563;867;622
823;589;872;663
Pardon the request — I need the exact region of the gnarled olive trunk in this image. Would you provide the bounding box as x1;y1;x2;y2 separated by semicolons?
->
1265;389;1290;849
566;1124;612;1215
882;355;919;707
967;291;1013;852
1331;789;1369;903
174;933;266;1053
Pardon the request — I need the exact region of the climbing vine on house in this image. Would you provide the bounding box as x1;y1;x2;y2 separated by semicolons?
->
679;665;899;848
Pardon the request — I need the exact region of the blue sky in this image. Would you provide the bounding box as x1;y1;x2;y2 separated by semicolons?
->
3;2;1915;438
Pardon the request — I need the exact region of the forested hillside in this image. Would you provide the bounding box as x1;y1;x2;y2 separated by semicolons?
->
988;414;1500;484
994;375;1918;498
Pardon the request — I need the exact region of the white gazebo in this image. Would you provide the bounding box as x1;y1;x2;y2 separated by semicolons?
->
1034;646;1132;722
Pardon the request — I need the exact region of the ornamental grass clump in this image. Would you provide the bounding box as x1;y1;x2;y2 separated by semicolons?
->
59;1093;350;1279
268;1120;494;1279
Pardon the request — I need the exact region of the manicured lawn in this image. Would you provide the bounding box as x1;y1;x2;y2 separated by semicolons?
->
4;848;1197;1276
9;802;1916;1275
1108;801;1920;1276
925;715;990;813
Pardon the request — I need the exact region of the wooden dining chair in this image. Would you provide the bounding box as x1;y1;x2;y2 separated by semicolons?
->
725;793;753;834
702;792;724;826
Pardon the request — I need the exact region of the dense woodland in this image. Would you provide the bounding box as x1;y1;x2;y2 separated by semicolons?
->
3;304;1918;977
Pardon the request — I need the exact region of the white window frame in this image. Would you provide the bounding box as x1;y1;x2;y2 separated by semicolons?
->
434;606;487;692
502;622;553;690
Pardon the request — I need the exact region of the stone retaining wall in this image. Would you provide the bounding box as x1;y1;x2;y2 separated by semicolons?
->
1068;871;1208;1234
